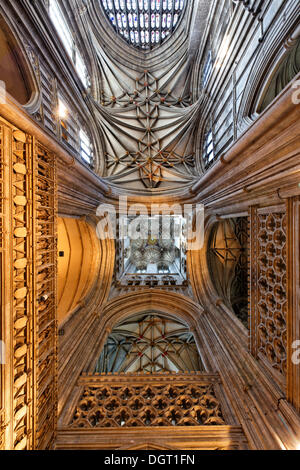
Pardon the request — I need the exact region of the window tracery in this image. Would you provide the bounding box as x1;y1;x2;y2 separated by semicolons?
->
100;0;185;49
79;129;93;165
202;50;213;88
202;128;214;169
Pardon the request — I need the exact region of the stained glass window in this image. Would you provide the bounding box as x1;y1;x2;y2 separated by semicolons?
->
100;0;185;49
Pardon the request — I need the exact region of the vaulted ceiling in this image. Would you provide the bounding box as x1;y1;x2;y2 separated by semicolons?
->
74;0;212;193
95;313;203;373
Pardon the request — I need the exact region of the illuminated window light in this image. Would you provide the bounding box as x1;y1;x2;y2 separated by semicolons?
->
58;99;68;119
215;34;230;69
49;0;89;88
203;128;214;168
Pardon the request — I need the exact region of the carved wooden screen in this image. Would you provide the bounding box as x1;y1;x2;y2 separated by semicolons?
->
250;206;287;378
33;143;58;449
70;374;225;428
58;372;248;450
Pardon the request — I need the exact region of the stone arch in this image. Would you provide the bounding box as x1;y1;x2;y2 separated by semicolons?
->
255;36;300;114
188;215;249;336
57;216;108;325
206;217;248;328
85;289;211;372
101;289;203;327
237;22;300;133
0;15;37;106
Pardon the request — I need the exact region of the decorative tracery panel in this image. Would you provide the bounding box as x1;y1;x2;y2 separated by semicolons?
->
70;373;226;428
250;207;287;376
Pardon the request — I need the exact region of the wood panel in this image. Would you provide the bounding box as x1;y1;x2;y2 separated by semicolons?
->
286;197;300;413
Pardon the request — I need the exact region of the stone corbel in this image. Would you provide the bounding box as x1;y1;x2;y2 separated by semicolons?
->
66;156;76;168
220;154;229;165
284;24;300;50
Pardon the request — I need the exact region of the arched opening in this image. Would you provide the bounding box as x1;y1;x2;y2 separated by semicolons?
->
207;217;249;328
95;312;204;373
257;37;300;113
57;217;101;324
0;16;33;105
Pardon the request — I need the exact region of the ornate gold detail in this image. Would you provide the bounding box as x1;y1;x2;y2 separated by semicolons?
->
33;143;58;450
11;128;32;451
0;118;57;450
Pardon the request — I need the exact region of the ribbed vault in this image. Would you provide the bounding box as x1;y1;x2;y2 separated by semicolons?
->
73;0;211;193
93;48;200;190
95;312;204;373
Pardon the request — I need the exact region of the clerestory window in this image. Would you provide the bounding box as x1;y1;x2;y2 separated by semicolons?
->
202;50;213;88
203;128;215;168
79;129;93;165
49;0;89;87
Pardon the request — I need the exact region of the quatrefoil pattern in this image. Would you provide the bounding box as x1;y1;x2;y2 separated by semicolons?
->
70;384;225;428
257;213;287;374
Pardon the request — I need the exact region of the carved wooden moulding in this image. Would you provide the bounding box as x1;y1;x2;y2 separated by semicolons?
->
11;129;32;451
69;376;226;428
0;117;57;450
34;143;58;450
